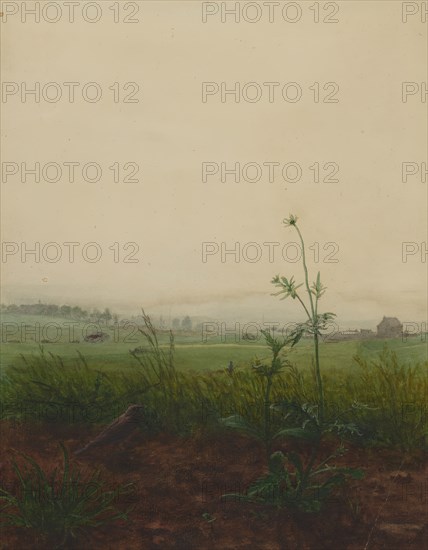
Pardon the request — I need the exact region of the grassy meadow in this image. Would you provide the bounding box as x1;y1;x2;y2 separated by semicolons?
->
1;310;427;548
1;312;426;374
1;311;426;449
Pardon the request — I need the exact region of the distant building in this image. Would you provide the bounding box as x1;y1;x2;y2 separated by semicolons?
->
377;316;402;338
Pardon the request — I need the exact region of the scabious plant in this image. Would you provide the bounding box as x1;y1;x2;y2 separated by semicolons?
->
221;214;363;512
271;214;336;425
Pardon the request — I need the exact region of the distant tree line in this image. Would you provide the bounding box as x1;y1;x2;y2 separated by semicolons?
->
172;316;192;330
1;304;198;331
0;302;116;323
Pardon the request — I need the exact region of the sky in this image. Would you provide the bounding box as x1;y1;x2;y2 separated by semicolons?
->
1;1;427;330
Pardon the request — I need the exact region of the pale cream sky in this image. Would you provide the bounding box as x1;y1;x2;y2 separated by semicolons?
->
1;1;427;327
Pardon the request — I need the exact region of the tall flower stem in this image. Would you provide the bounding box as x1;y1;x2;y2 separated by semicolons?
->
293;224;324;426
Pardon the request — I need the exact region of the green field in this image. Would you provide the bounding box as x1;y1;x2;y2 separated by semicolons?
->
1;312;427;454
1;313;427;374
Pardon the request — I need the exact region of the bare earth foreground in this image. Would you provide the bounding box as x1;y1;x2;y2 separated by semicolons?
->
0;421;426;549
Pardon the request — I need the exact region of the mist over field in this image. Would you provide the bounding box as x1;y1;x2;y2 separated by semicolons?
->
2;286;427;331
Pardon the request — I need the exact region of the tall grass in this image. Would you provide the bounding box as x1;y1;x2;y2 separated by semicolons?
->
352;346;427;450
1;346;157;424
1;320;426;449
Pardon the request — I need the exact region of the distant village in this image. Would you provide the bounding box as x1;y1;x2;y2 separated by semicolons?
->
2;303;425;344
326;317;418;342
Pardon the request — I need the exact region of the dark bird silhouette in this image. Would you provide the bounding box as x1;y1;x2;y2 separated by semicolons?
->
74;404;144;456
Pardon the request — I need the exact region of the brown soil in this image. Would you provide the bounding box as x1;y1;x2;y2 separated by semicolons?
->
0;420;426;549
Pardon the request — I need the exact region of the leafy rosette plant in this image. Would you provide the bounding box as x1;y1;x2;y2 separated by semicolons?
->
221;214;364;512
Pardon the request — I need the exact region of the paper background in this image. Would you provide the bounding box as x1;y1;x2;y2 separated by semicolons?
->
1;1;427;327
